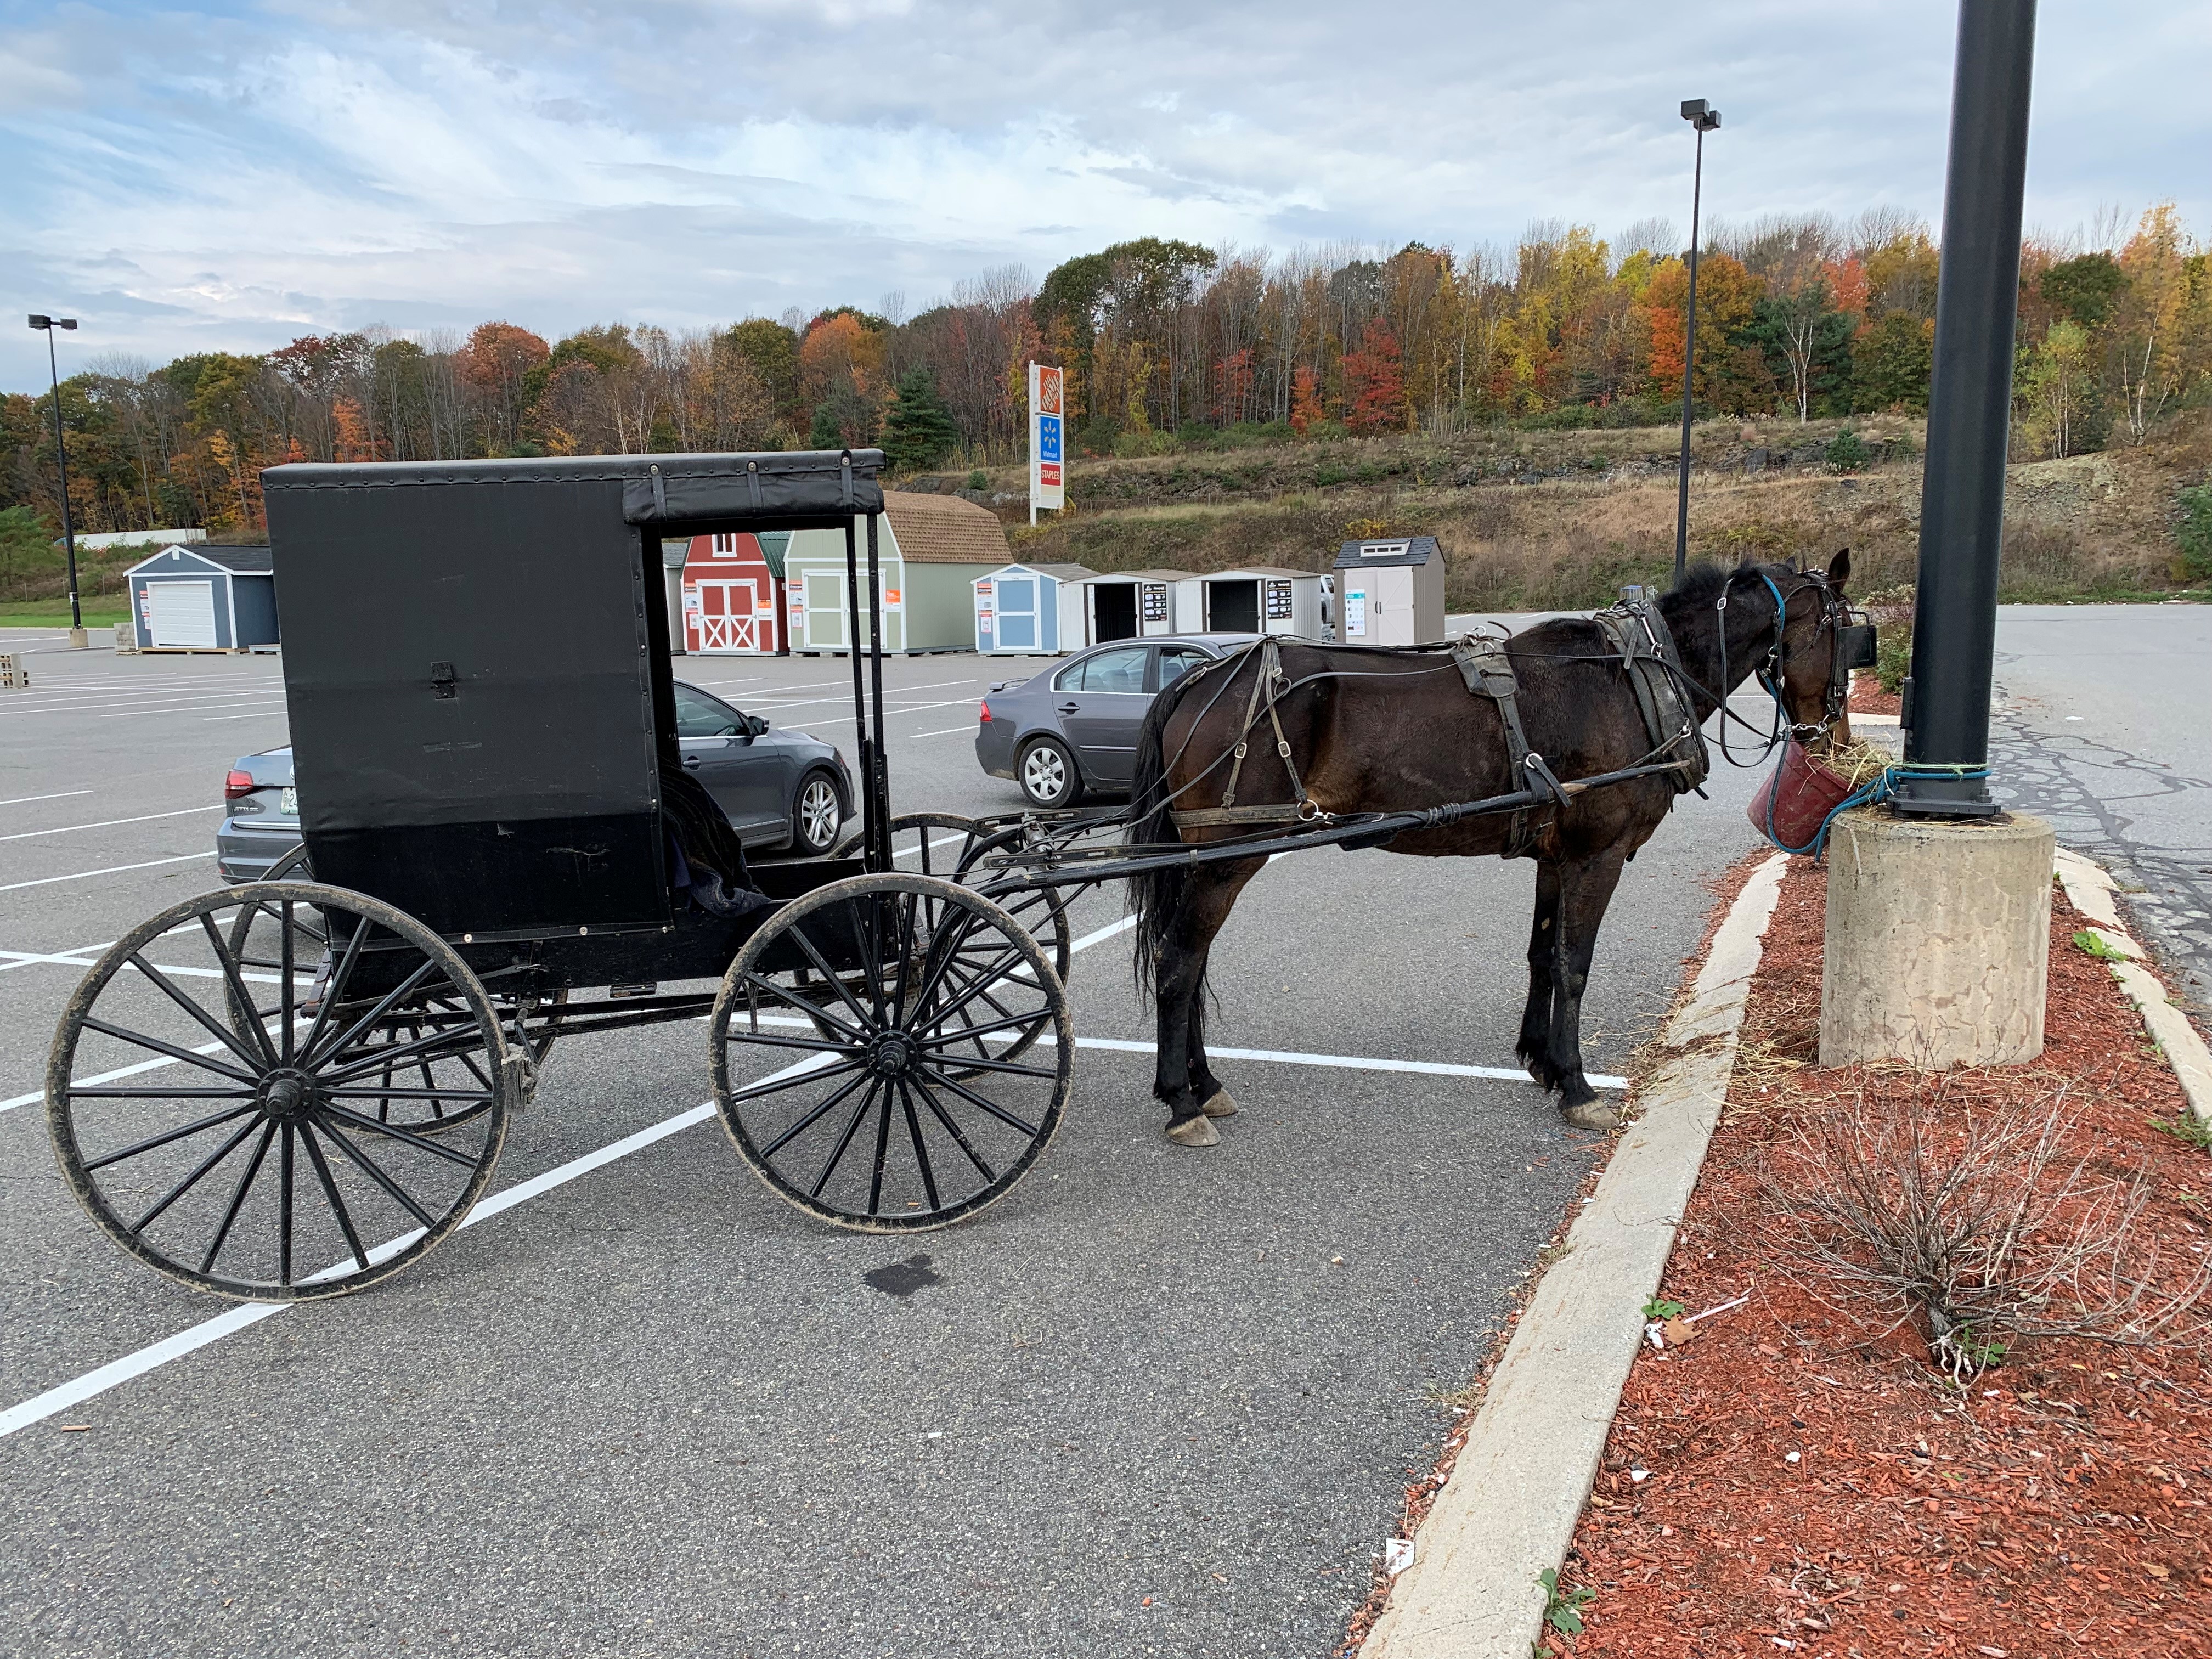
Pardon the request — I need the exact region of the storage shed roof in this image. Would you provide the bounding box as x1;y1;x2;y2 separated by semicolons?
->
1333;536;1441;569
1211;565;1316;579
988;562;1095;581
1077;567;1197;584
883;490;1012;565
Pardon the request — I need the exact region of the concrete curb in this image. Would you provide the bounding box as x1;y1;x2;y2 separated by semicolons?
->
1361;853;1789;1659
2053;848;2212;1126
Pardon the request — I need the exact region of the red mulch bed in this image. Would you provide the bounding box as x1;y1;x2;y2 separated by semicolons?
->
1550;859;2212;1658
1849;672;1901;717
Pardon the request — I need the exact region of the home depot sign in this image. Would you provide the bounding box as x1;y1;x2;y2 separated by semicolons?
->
1028;363;1064;516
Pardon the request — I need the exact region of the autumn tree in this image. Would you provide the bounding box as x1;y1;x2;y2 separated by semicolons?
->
1852;312;1936;413
456;322;550;455
1343;320;1409;433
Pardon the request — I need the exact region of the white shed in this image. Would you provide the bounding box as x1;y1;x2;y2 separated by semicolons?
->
1176;566;1325;637
1331;537;1448;646
1064;568;1194;645
973;562;1095;654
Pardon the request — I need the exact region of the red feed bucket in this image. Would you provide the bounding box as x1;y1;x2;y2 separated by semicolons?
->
1749;740;1858;851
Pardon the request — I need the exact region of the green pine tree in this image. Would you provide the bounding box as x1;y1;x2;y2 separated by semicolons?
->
880;368;961;473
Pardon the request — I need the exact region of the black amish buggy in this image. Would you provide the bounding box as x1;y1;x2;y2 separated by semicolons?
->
44;450;1080;1301
42;445;1870;1304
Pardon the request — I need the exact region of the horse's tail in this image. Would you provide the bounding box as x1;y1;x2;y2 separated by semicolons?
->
1126;660;1211;1006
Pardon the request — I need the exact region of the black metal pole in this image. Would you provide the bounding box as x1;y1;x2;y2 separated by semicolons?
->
1892;0;2036;818
44;327;84;637
864;510;891;870
1673;123;1706;580
841;512;872;868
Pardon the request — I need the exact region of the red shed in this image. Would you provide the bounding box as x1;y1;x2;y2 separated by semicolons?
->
679;531;789;654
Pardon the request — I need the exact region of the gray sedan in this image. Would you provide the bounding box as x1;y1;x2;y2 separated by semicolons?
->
216;680;850;880
973;634;1255;807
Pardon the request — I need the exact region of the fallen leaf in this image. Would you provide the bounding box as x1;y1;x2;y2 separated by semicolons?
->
1662;1317;1697;1347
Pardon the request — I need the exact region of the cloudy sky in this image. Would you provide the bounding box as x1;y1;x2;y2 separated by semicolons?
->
4;0;2207;391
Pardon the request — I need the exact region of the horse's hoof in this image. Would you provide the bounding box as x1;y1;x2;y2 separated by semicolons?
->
1165;1115;1221;1147
1199;1087;1238;1119
1561;1099;1622;1131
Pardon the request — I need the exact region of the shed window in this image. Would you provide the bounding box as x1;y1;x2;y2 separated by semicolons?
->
711;534;740;558
1359;541;1411;558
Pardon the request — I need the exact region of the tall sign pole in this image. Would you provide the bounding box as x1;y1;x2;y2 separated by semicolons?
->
1673;100;1721;579
1892;0;2037;817
1028;363;1065;528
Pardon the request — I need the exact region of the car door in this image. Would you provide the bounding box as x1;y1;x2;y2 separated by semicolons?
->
674;682;784;841
1052;644;1150;787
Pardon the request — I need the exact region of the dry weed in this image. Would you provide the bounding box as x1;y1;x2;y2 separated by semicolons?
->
1762;1078;2212;1380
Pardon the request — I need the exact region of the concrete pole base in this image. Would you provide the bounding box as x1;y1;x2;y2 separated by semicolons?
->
1820;806;2055;1069
67;627;89;649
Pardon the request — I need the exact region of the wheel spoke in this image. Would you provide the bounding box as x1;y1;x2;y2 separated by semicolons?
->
898;1081;941;1212
200;912;278;1066
299;1122;371;1271
920;1065;1042;1138
124;952;268;1071
740;972;862;1042
70;1086;259;1100
906;1069;995;1182
81;1017;258;1085
83;1103;262;1171
901;905;984;1024
303;956;444;1070
320;1023;489;1086
278;1124;296;1285
787;923;875;1031
201;1122;278;1274
716;1027;861;1056
856;894;891;1025
809;1080;882;1199
913;944;1034;1036
759;1067;873;1159
866;1081;895;1216
320;1086;494;1103
915;1050;1057;1080
911;1005;1052;1052
319;1102;483;1167
126;1116;262;1237
297;912;373;1063
314;1114;440;1231
279;904;296;1064
726;1056;868;1106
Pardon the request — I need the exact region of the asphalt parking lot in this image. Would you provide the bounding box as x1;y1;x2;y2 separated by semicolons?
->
0;631;1769;1658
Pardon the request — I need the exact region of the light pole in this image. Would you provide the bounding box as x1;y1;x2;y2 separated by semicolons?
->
1673;99;1721;580
1890;1;2036;815
27;313;87;648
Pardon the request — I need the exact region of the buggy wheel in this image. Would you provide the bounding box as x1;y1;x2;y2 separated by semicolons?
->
48;882;512;1301
712;873;1072;1232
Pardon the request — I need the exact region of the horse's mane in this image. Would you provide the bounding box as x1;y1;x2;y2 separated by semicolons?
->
1665;557;1791;608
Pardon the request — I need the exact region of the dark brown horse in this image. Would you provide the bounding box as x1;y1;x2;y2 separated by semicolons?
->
1125;553;1855;1143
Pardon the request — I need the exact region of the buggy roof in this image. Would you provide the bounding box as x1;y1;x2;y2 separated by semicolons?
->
263;448;887;531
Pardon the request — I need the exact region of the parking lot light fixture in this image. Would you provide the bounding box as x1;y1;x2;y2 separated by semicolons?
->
1673;100;1720;580
28;313;87;648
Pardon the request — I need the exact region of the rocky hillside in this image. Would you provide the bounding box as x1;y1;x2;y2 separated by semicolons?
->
910;413;2212;611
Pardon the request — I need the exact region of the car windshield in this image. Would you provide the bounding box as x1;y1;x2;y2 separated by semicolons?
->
1058;647;1148;694
673;683;742;738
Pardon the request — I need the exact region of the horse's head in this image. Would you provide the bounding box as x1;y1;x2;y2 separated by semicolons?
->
1747;549;1871;743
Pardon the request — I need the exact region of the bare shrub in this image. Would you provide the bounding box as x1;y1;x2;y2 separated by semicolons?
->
1763;1079;2212;1380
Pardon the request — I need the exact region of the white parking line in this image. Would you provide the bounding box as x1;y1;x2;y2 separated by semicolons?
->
904;725;978;740
0;852;216;893
0;806;223;843
100;696;290;720
0;790;95;808
205;711;290;723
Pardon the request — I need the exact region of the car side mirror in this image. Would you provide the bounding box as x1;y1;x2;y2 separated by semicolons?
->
746;714;770;737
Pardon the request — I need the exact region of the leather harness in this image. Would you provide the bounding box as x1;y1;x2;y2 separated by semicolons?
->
1165;604;1709;852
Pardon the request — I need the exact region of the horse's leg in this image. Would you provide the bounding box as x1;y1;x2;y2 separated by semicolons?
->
1186;969;1235;1118
1545;847;1630;1129
1152;857;1262;1146
1516;859;1564;1091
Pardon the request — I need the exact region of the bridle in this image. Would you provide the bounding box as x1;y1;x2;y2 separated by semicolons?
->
1711;565;1876;765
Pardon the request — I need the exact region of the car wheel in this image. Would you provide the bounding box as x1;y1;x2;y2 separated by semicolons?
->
1018;737;1081;809
792;771;844;856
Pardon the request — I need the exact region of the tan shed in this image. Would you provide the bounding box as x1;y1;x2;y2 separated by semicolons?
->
1331;536;1447;646
785;489;1013;654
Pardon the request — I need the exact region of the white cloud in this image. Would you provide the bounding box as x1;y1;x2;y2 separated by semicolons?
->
3;0;2207;387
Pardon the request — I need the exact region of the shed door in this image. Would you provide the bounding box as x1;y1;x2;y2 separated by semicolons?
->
1206;579;1260;634
148;580;218;647
694;581;758;652
995;576;1038;650
804;571;846;648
